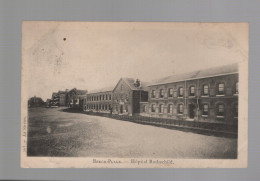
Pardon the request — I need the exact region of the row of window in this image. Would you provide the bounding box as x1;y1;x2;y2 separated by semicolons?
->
151;82;239;98
86;94;112;102
114;105;129;112
85;104;112;110
146;103;238;117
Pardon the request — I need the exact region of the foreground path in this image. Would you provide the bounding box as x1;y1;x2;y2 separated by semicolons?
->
28;107;237;158
79;114;237;158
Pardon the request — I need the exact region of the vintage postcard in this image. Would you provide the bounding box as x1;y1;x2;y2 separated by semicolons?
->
21;22;248;168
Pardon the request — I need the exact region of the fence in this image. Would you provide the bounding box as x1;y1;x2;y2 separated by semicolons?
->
84;111;238;138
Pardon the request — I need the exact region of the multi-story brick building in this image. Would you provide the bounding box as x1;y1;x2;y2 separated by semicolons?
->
58;90;67;106
82;78;148;116
66;88;88;108
139;64;238;125
112;78;148;116
51;92;59;106
83;86;114;113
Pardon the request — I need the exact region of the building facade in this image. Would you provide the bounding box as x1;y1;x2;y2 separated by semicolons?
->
51;92;59;106
77;64;238;125
139;64;238;124
112;78;148;116
83;87;114;113
45;99;51;107
82;78;148;116
66;88;88;108
58;91;67;106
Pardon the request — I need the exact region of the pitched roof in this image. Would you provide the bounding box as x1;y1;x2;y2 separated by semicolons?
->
67;88;88;95
52;92;58;96
122;78;137;90
58;90;66;94
121;78;148;91
148;63;238;86
87;86;114;94
76;89;88;95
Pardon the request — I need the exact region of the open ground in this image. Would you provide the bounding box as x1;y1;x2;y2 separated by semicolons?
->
27;107;237;158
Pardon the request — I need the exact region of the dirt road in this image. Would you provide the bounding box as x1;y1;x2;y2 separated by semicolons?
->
27;107;237;158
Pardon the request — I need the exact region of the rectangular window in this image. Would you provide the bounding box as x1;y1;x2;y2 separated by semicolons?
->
178;104;183;114
151;104;156;112
190;86;195;96
179;87;183;97
203;104;209;115
143;105;146;112
160;89;164;98
151;90;156;98
168;88;173;97
218;83;225;95
217;104;224;116
168;105;173;113
203;85;209;95
159;104;163;113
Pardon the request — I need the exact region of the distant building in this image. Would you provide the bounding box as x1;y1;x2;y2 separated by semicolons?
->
28;96;45;107
83;86;114;113
45;99;51;107
58;90;67;106
66;88;88;108
51;92;59;106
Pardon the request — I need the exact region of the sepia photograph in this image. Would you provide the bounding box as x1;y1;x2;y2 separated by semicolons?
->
21;22;248;168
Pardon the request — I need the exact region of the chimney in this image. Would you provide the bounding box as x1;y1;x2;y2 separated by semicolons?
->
135;79;141;87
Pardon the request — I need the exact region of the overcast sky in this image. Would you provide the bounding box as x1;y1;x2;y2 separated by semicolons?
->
22;22;248;101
